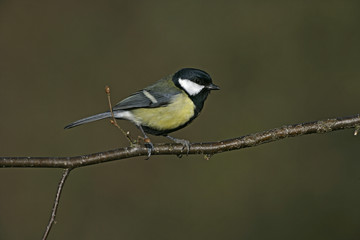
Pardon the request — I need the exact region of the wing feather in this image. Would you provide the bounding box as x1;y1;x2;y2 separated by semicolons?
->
113;75;182;111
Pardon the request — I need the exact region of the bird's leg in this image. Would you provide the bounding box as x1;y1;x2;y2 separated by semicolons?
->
166;135;191;154
137;125;153;159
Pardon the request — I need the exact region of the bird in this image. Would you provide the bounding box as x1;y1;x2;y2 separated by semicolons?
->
64;68;220;157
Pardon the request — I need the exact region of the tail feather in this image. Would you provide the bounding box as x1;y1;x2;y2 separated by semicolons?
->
64;112;112;129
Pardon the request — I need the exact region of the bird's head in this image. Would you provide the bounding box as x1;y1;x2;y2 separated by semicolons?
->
173;68;220;97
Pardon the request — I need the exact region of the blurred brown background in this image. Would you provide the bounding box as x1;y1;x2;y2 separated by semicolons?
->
1;1;360;240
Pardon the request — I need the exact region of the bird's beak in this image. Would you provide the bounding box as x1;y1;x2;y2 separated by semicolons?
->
207;83;220;90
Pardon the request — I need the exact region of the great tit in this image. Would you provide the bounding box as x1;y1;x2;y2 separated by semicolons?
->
64;68;220;156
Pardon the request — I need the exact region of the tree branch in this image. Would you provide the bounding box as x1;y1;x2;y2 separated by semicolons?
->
2;114;360;240
1;114;359;168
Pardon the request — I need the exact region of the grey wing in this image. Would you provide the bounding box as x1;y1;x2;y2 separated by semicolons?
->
113;77;181;110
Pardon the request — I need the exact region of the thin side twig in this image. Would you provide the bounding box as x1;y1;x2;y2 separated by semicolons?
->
105;85;133;144
42;168;72;240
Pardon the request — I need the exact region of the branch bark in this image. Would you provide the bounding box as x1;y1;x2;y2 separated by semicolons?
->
1;114;359;168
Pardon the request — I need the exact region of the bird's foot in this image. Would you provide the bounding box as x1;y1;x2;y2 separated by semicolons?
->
166;136;191;155
143;137;154;159
136;125;155;159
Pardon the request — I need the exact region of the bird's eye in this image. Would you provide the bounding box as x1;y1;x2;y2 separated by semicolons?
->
194;78;202;85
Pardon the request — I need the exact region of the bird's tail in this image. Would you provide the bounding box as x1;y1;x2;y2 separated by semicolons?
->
64;112;112;129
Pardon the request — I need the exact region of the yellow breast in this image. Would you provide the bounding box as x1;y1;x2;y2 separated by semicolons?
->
131;93;195;130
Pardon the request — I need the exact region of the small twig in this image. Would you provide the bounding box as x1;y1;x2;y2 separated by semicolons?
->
42;168;72;240
105;85;134;144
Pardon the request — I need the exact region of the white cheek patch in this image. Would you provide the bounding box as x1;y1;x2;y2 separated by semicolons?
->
178;78;205;96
